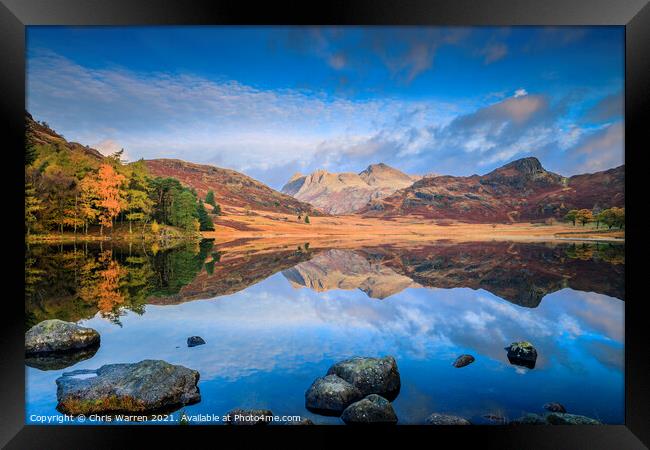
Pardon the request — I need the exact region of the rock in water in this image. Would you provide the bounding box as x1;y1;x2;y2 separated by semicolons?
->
544;402;567;413
341;394;398;424
511;412;600;425
305;374;363;415
226;408;274;425
505;341;538;369
453;354;475;368
326;356;401;400
25;320;100;354
425;413;472;425
187;336;206;347
545;413;601;425
56;360;200;415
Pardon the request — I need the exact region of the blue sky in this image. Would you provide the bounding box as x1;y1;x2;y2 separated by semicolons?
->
27;26;624;189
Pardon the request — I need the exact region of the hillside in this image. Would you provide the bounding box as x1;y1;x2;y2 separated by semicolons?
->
145;159;322;216
360;157;624;222
281;163;421;214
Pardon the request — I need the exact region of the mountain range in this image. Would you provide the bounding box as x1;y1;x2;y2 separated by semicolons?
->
26;112;624;222
281;164;423;214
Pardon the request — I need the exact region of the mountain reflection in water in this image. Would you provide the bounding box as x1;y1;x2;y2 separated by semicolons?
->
25;239;624;424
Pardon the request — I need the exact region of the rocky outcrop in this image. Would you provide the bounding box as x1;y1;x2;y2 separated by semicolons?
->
453;354;475;368
226;408;274;425
424;413;471;425
341;394;398;424
25;320;100;354
56;360;200;415
281;163;419;214
327;356;401;400
505;341;538;369
305;374;363;415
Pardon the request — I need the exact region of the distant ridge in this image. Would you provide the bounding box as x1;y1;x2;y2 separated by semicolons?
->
281;163;421;214
359;157;624;222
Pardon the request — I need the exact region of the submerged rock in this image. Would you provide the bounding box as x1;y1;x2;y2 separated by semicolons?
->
326;356;401;400
341;394;398;424
25;345;99;371
25;320;100;354
187;336;205;347
505;341;538;369
453;354;475;368
511;412;600;425
56;360;200;415
424;413;471;425
226;408;273;425
545;413;601;425
305;374;363;415
543;402;567;413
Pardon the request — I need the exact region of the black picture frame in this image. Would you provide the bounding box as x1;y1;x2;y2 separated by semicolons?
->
1;0;647;448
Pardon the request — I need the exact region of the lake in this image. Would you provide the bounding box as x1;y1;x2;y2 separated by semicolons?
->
25;239;625;425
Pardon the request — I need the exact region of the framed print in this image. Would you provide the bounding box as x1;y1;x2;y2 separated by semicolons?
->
1;0;648;448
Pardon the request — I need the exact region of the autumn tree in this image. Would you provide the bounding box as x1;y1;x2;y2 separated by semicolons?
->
124;163;154;235
96;164;126;235
78;176;100;235
576;209;593;226
25;182;42;236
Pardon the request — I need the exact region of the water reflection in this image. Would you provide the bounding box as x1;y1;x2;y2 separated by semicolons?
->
25;239;624;424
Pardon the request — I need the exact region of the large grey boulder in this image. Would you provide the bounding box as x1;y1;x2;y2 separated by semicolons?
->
305;374;363;415
226;408;274;425
56;360;200;415
424;413;472;425
341;394;398;424
25;320;100;354
327;356;401;400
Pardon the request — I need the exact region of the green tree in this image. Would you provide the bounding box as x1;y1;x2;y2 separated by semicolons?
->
212;203;222;216
125;163;154;235
25;136;37;166
565;209;578;226
304;215;310;224
197;200;215;231
25;182;42;236
170;190;199;231
205;190;216;207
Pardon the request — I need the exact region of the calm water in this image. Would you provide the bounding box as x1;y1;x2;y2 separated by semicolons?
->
25;240;624;425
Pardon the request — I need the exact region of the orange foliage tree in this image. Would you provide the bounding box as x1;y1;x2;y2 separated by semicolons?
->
96;164;126;235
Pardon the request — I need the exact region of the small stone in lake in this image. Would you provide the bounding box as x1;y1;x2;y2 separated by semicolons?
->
425;413;471;425
505;341;537;369
543;402;567;413
453;354;475;368
187;336;205;347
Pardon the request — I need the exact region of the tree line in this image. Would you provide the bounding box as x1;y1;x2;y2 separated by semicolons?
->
25;135;217;238
564;207;625;229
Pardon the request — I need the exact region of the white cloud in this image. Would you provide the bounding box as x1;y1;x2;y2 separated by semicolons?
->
514;88;528;98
